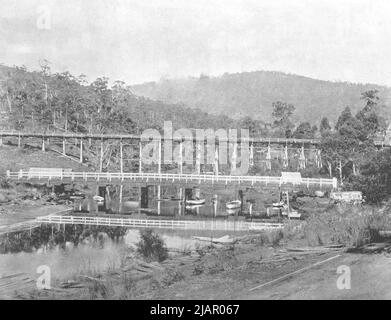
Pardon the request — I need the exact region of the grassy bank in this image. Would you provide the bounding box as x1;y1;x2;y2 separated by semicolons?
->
282;204;391;247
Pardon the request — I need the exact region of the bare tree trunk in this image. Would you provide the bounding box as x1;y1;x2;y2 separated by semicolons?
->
327;161;332;177
6;93;12;112
338;160;343;185
65;108;68;132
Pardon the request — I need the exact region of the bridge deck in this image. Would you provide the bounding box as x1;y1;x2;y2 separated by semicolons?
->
1;130;389;146
0;130;320;145
7;170;338;189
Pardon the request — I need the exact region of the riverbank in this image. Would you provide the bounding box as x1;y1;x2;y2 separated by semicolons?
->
0;185;71;235
0;202;71;227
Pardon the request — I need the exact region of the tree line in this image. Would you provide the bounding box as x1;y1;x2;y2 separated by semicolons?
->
0;62;236;134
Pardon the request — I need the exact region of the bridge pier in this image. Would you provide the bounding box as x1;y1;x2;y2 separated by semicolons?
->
194;187;200;199
249;143;254;166
298;145;306;170
185;186;200;200
184;188;192;201
266;145;272;171
98;186;107;211
248;201;253;217
138;142;142;174
178;142;183;174
99;140;104;172
213;194;218;217
120;140;124;173
283;145;288;168
239;189;244;213
195;142;201;174
316;149;322;168
178;187;183;216
119;184;123;213
62;138;66;155
140;186;149;209
79;139;83;163
157;185;161;215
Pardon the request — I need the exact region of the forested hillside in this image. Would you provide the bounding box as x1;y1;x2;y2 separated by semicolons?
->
0;64;237;134
130;71;391;124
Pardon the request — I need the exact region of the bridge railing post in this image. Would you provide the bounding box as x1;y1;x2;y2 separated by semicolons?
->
332;177;338;189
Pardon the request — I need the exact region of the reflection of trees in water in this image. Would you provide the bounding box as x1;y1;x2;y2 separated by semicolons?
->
0;224;128;254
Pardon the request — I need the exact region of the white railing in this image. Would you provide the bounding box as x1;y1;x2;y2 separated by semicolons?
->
6;170;338;189
35;215;283;232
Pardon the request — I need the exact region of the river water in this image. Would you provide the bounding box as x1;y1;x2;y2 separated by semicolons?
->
0;184;282;284
76;184;282;219
0;223;249;282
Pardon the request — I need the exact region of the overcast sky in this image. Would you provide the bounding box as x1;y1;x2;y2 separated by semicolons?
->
1;0;391;85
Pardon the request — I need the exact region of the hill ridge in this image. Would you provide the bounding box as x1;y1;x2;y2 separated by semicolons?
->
130;70;391;124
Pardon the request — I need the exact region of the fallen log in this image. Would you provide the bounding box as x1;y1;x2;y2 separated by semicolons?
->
249;254;342;291
346;242;391;254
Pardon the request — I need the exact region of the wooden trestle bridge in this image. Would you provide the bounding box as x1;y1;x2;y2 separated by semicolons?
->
0;130;324;172
3;130;339;191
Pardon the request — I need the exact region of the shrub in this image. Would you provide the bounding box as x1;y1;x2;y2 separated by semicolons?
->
118;273;135;299
160;268;185;287
136;229;168;262
303;206;391;247
87;280;110;299
196;249;238;275
0;178;11;189
267;229;284;246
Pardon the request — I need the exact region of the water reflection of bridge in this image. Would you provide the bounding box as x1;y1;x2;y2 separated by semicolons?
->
36;215;283;232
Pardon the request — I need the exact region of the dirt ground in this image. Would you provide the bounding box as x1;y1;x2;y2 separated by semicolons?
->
0;144;89;175
139;245;391;300
0;202;70;227
243;253;391;300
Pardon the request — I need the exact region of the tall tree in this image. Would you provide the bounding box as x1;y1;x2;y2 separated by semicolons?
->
293;122;314;139
356;90;383;138
320;117;331;134
335;106;353;131
271;101;295;138
240;116;262;136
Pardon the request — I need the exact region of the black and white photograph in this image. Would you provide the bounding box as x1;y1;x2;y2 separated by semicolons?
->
1;0;391;305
